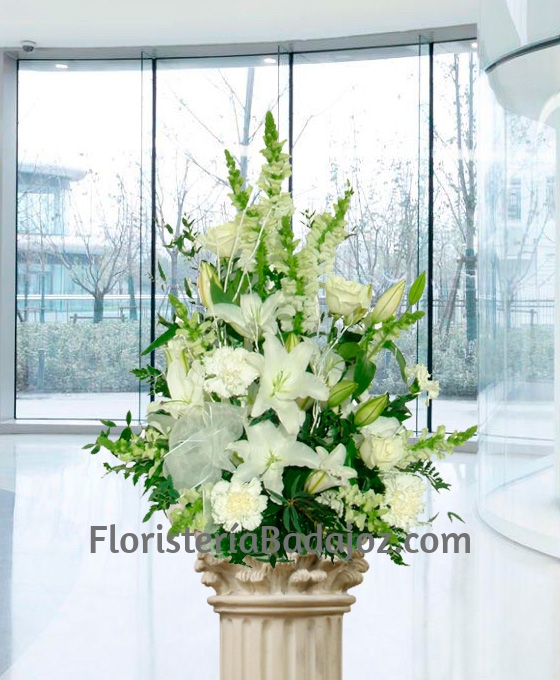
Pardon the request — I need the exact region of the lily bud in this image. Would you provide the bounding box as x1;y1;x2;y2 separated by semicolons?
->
285;332;300;352
197;262;221;310
328;380;358;407
296;396;314;411
304;470;330;495
370;280;406;323
354;394;388;427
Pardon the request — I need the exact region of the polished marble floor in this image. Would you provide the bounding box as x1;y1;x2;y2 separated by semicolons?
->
0;435;559;680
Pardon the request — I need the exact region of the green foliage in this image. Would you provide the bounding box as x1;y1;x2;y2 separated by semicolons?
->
140;325;178;356
402;460;450;492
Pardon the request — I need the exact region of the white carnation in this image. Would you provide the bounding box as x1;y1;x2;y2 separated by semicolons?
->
203;347;258;399
211;478;268;532
382;473;426;532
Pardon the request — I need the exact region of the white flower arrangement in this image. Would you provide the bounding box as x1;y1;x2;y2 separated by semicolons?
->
89;112;476;565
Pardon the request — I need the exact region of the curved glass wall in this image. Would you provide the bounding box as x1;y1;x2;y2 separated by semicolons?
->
478;34;560;556
10;40;480;426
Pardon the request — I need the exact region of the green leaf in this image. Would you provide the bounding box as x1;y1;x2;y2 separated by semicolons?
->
126;411;132;426
353;353;376;396
383;341;408;382
337;341;360;360
157;261;167;283
210;277;235;306
283;507;292;531
268;489;286;504
100;419;116;428
140;324;178;356
447;511;465;524
408;271;426;306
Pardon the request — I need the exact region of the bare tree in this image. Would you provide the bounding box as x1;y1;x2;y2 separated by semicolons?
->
48;172;130;323
434;52;477;354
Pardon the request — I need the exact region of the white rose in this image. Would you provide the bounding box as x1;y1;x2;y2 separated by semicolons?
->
201;221;239;258
323;275;372;319
359;416;407;471
382;473;426;531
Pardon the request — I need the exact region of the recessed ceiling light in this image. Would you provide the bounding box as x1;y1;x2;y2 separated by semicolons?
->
263;57;276;65
471;42;478;49
55;63;68;69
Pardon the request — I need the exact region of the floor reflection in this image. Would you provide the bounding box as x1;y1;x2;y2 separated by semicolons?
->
0;435;558;680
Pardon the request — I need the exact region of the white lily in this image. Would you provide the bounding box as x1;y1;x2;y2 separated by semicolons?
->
304;444;357;494
231;421;321;497
147;359;205;419
212;291;286;342
247;334;329;435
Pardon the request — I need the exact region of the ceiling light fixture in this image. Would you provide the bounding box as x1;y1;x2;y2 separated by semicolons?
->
55;63;69;69
471;42;478;49
263;57;276;64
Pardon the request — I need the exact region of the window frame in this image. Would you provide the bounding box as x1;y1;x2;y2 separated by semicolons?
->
0;25;477;438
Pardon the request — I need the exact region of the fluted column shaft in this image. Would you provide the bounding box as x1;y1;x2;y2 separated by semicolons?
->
210;594;354;680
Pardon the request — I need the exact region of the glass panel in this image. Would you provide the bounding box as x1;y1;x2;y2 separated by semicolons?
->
155;55;288;317
16;61;144;420
292;45;429;431
432;41;479;432
478;41;558;555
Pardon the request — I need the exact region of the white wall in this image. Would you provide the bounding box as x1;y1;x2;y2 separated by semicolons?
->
0;0;476;50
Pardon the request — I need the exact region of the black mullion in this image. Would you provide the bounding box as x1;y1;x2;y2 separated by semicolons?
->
427;42;434;432
149;58;157;393
288;52;294;195
13;59;20;419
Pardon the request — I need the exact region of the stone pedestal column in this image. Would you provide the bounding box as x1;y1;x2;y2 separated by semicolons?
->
195;552;368;680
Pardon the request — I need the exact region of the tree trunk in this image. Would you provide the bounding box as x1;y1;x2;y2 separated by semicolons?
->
93;295;104;324
239;67;255;183
127;273;138;321
169;251;179;299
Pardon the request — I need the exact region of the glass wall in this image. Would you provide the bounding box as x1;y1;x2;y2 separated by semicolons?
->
16;61;147;420
478;37;559;555
12;40;477;427
292;45;429;428
432;42;478;432
155;56;288;319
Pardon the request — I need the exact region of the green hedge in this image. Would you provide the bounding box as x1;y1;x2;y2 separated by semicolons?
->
17;321;147;392
16;320;552;398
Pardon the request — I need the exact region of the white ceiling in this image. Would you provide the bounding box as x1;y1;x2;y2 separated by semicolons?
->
0;0;477;50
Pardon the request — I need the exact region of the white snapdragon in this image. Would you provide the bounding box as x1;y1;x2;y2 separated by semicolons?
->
211;478;268;532
203;346;258;399
358;416;408;472
382;473;426;532
406;363;440;404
